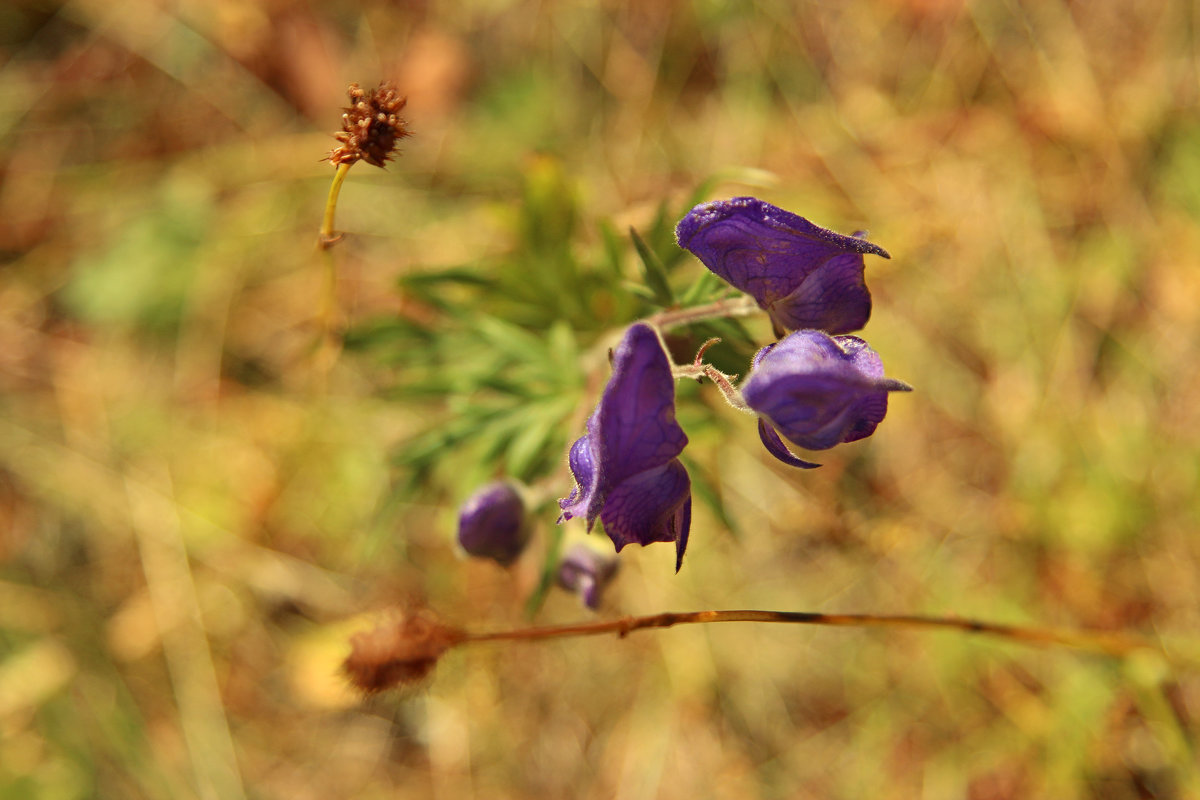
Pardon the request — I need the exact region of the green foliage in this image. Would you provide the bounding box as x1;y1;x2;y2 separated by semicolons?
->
62;174;214;336
345;160;726;506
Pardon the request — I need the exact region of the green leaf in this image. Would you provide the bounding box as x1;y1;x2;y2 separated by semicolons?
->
677;267;725;306
630;226;674;307
397;268;492;290
505;397;573;479
598;219;625;279
396;268;494;313
525;521;565;619
682;454;740;540
623;282;660;302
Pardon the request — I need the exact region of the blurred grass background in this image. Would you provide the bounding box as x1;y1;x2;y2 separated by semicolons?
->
2;0;1200;797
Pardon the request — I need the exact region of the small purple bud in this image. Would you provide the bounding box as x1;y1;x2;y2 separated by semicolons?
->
557;543;618;609
456;482;529;566
741;330;911;466
676;197;889;335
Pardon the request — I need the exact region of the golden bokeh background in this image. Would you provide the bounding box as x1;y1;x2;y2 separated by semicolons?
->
2;0;1199;797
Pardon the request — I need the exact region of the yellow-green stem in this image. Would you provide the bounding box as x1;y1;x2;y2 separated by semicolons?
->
318;162;352;248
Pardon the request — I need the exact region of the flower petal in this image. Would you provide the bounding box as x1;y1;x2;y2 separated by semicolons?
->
557;324;695;569
558;544;618;609
561;323;688;529
742;330;908;452
594;324;688;484
672;495;691;573
599;459;691;561
557;432;596;524
756;419;821;469
769;251;873;334
676;197;888;334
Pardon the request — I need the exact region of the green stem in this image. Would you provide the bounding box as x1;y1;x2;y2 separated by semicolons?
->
318;162;353;248
645;295;760;331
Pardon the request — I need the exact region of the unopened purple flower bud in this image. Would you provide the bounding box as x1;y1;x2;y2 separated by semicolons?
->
741;330;911;467
456;482;529;566
676;197;888;335
557;543;618;609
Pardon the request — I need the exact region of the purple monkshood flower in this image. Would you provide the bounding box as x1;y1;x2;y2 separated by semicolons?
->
741;330;911;468
558;323;692;571
557;543;619;609
457;481;529;565
676;197;889;335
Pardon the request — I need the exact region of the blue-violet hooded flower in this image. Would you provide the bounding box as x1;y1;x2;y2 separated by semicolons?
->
557;543;619;609
676;197;889;335
457;481;529;566
558;323;692;571
741;330;911;468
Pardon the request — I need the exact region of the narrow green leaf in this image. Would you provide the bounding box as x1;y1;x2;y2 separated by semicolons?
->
397;268;492;289
682;454;740;540
474;315;550;362
678;268;725;306
598;219;625;278
505;398;573;480
630;226;674;307
525;521;565;619
623;282;660;302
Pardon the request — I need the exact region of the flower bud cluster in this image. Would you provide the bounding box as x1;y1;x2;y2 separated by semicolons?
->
328;82;411;168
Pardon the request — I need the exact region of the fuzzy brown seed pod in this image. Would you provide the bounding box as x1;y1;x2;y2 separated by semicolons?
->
341;611;465;695
328;82;411;168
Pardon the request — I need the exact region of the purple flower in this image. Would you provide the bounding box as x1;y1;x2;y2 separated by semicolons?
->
557;543;619;609
558;323;692;571
676;197;889;335
456;482;529;565
740;330;911;468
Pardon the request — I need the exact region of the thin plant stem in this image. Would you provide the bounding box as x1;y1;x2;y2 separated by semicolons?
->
463;608;1158;659
580;295;762;377
318;162;352;249
313;162;352;386
312;245;341;389
645;295;760;330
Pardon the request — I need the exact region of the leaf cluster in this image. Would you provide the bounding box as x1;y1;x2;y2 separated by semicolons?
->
344;168;745;504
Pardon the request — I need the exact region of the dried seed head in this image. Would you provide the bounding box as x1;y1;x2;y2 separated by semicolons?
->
342;611;465;695
328;82;411;168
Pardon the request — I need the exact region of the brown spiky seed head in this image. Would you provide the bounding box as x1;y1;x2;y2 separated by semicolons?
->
342;611;465;694
328;82;411;168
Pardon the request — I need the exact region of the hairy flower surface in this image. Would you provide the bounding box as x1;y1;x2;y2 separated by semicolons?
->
328;82;411;167
676;197;889;334
559;323;692;571
456;482;529;566
557;544;619;609
741;330;911;467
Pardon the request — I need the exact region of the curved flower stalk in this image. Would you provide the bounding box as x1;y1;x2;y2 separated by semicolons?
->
558;323;692;571
741;330;911;468
676;197;889;335
456;482;529;566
